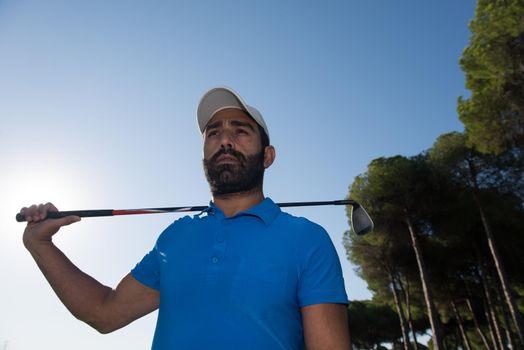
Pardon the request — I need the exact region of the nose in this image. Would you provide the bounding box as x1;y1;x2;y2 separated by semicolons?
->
219;129;235;150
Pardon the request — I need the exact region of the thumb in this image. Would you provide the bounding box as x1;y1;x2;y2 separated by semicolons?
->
53;215;81;228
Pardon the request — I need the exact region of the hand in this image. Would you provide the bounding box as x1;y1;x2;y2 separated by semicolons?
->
19;203;80;250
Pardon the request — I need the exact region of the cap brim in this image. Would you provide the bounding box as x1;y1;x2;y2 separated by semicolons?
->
197;86;270;139
197;87;246;134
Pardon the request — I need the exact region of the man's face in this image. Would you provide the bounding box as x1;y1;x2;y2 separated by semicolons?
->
202;108;271;196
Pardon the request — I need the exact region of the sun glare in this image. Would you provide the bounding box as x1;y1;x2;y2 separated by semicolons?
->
0;158;97;254
0;159;94;224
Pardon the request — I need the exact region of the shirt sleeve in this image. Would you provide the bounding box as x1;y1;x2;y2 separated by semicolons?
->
130;216;192;292
131;244;161;291
297;222;348;307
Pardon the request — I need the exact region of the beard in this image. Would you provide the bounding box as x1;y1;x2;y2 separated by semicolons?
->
203;148;265;197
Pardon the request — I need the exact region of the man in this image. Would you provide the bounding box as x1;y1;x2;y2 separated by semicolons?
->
20;87;350;349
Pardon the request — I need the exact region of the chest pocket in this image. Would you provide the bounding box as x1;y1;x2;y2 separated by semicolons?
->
229;258;289;319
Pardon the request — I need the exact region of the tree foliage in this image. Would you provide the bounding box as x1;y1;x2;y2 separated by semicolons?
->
345;142;524;349
344;2;524;348
347;300;402;349
459;0;524;154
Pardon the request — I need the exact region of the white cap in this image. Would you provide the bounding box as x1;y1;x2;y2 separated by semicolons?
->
197;86;270;139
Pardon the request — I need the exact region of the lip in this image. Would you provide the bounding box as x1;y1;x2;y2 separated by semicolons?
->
216;154;240;164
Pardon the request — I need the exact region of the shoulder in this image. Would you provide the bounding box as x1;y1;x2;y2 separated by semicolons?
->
155;213;208;246
276;211;331;243
277;210;326;231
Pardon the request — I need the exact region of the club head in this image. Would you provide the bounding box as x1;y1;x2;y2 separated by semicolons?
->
350;204;374;235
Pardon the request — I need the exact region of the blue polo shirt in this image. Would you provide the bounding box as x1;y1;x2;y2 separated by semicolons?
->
131;197;348;350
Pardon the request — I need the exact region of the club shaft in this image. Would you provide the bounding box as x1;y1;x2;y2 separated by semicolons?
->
16;200;358;222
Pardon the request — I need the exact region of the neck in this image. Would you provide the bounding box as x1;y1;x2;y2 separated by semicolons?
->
212;187;265;217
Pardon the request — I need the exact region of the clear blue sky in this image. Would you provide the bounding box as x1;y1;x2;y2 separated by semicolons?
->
0;1;475;349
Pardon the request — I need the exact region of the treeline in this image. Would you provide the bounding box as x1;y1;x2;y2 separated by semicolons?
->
344;1;524;349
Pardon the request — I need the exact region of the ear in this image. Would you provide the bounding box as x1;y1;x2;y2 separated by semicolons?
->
263;145;276;168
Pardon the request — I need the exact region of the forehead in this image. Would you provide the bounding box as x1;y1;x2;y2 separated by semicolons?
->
206;108;258;129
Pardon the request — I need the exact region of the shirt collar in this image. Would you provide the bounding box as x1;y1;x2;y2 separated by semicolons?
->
205;197;280;226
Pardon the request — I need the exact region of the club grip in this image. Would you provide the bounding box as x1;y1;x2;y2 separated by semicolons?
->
16;210;114;222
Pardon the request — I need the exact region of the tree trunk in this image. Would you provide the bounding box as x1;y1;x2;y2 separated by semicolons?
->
399;276;419;350
490;264;517;350
486;286;506;350
502;310;517;350
468;159;524;345
477;199;524;347
451;300;472;350
404;211;444;350
476;260;505;350
389;271;411;350
484;296;501;350
473;245;502;350
465;298;492;349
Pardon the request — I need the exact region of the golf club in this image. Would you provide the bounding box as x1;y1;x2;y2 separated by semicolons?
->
16;199;374;235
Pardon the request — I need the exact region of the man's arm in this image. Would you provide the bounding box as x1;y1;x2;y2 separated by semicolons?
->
302;303;351;350
20;203;159;333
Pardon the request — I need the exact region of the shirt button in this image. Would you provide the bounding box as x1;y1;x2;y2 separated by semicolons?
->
212;256;219;264
216;236;224;243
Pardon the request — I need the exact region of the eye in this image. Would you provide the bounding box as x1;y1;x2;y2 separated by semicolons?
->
207;130;219;137
236;128;249;135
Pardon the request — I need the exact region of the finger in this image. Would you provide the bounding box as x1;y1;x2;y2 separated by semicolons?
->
37;203;47;220
27;204;38;222
41;202;59;220
37;203;46;221
36;215;81;233
46;202;59;212
19;207;32;223
54;216;81;227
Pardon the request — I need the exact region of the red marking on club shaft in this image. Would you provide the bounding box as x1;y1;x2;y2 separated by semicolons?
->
112;209;164;216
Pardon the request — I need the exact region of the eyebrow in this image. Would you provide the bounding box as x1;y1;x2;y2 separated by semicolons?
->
206;119;256;132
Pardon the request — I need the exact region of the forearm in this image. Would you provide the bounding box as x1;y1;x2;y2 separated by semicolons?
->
302;303;351;350
27;241;113;330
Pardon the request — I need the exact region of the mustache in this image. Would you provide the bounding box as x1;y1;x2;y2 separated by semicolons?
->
210;148;246;164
